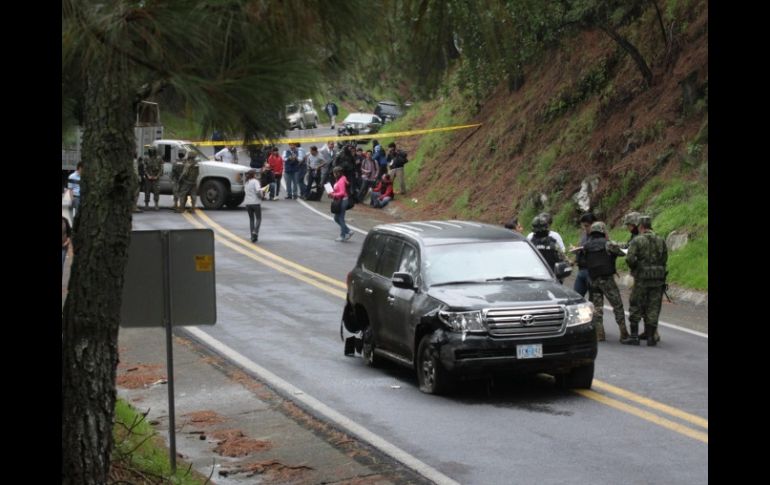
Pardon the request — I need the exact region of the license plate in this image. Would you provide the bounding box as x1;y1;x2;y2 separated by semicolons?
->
516;344;543;359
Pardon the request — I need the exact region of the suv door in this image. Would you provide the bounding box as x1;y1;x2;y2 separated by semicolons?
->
382;241;420;358
371;236;404;353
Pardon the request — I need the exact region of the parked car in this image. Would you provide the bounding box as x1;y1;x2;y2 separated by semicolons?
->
374;100;403;122
285;99;319;130
341;220;596;395
338;113;383;140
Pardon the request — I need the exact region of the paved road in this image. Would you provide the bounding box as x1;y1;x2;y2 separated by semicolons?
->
127;170;707;484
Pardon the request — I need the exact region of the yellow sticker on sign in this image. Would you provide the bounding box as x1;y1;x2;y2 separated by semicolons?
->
194;255;214;272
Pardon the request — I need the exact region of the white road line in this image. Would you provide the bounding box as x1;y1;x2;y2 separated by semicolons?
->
602;305;708;338
297;197;368;234
184;327;461;485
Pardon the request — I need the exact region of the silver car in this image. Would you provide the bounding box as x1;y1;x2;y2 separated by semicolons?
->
285;99;319;130
340;113;383;135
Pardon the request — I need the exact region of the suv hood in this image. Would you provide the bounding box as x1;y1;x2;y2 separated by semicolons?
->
426;280;580;309
200;160;247;173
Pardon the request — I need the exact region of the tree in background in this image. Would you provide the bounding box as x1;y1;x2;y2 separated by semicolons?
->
61;1;372;482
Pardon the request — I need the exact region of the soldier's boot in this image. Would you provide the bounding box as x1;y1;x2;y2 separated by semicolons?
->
144;200;150;208
188;197;197;212
646;325;658;346
154;200;159;211
621;323;639;345
618;324;629;342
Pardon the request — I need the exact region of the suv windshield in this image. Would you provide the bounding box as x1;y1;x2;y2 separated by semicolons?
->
286;104;299;114
424;241;551;286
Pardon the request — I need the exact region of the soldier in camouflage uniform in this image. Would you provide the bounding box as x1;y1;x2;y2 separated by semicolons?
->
619;211;641;249
143;147;163;211
176;151;200;213
171;151;185;210
577;221;628;342
622;215;668;346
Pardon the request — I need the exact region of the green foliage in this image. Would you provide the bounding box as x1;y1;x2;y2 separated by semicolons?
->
542;56;617;122
452;188;471;214
667;233;708;290
535;146;558;178
113;399;206;484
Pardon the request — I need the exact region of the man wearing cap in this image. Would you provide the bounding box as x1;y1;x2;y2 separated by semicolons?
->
623;215;668;346
576;221;628;342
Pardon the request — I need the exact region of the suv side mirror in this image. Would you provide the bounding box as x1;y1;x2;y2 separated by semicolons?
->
554;261;572;279
392;272;415;290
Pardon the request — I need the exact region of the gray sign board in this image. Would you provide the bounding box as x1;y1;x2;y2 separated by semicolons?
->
120;229;216;327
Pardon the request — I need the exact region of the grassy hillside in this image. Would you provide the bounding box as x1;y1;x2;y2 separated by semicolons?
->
383;2;708;290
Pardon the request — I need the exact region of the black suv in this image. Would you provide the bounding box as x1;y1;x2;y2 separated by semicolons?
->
373;100;403;122
342;221;597;394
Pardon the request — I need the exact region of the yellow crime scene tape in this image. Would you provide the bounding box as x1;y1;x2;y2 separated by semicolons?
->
194;123;482;146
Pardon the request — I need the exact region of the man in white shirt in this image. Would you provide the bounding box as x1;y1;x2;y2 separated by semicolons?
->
317;141;336;185
215;146;239;164
526;212;565;251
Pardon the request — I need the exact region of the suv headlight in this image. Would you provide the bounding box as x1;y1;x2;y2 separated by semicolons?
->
565;302;594;327
438;310;486;333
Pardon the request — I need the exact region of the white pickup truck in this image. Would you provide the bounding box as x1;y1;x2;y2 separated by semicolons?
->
151;139;247;209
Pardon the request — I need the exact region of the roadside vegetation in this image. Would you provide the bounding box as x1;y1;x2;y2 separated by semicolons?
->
110;399;209;484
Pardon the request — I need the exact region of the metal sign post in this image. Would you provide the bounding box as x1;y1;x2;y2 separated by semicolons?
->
120;229;217;473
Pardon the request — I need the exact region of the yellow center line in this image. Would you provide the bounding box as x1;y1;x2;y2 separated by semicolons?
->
592;379;708;430
183;212;347;299
194;209;347;290
184;210;707;445
574;389;708;444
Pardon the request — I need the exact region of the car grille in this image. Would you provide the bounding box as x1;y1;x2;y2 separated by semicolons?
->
484;306;565;337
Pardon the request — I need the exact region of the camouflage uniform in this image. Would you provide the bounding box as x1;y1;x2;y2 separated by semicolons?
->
579;222;628;342
143;152;163;210
171;156;185;210
177;154;199;212
625;223;668;346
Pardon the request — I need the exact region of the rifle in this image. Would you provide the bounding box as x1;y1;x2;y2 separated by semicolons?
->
663;283;674;304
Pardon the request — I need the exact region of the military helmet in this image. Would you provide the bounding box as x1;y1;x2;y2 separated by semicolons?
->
531;215;549;232
638;215;652;228
538;212;553;225
623;211;641;226
187;151;196;160
590;221;607;235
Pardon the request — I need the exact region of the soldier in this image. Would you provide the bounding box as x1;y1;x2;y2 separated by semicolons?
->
143;146;162;210
576;221;629;342
529;215;567;277
176;152;200;213
620;211;641;249
171;151;185;210
623;215;668;346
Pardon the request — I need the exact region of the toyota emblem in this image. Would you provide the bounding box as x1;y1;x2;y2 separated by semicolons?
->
520;314;535;326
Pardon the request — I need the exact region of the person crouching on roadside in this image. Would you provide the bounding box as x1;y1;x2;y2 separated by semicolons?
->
370;173;394;208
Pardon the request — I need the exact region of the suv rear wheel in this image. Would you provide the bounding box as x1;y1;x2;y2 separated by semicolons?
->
417;333;453;394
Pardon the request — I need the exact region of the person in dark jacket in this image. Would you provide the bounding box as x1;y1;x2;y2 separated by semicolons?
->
576;221;629;342
571;212;597;297
529;215;567;274
386;142;409;194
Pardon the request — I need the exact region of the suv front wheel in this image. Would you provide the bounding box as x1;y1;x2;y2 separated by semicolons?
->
417;333;453;394
200;179;228;209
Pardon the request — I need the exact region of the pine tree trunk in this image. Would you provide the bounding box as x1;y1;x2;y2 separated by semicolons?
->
599;25;653;87
61;59;137;484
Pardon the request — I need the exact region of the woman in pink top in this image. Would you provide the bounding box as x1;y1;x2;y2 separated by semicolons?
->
330;166;353;241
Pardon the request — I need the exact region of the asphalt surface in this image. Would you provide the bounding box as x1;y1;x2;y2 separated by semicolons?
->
63;128;708;484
